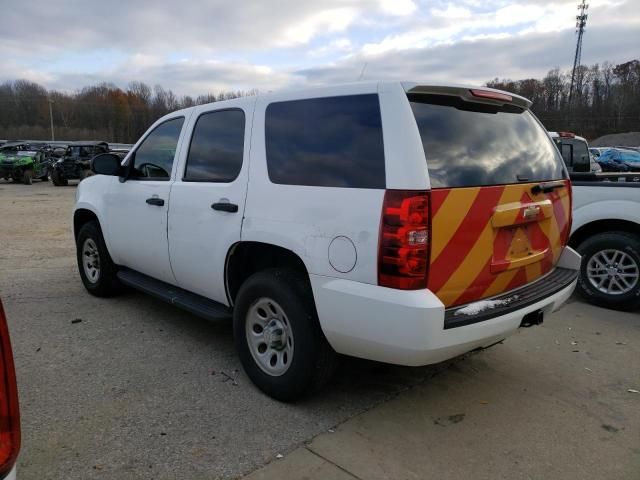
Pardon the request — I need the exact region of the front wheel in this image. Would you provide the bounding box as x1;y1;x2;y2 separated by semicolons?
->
233;269;337;401
576;231;640;311
76;221;122;297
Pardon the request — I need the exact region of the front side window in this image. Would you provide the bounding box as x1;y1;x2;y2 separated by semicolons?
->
265;94;386;189
184;109;245;182
130;117;185;180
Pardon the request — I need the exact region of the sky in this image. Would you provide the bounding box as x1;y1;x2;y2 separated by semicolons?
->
1;0;638;95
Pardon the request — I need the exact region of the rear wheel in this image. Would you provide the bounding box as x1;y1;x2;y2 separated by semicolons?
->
233;268;337;401
576;231;640;311
51;170;68;186
76;221;122;297
22;169;33;185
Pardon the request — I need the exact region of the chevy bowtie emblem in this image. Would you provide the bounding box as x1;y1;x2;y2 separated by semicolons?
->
522;205;541;219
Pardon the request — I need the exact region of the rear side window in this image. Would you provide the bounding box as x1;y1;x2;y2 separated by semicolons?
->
409;94;566;188
184;109;245;182
265;94;385;188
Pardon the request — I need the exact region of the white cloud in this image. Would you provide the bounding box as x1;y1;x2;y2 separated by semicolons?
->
0;0;637;97
379;0;417;16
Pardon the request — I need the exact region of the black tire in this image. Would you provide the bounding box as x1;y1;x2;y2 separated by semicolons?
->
76;221;122;297
576;231;640;311
22;169;33;185
233;268;337;401
51;170;68;186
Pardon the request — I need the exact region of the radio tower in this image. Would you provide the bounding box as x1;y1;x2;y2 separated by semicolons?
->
568;0;589;111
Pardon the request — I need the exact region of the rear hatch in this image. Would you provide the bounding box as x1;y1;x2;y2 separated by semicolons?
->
408;87;571;308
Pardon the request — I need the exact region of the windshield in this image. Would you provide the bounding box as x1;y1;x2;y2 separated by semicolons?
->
408;94;566;188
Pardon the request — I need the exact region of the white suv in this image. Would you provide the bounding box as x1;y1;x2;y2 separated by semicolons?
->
74;82;581;400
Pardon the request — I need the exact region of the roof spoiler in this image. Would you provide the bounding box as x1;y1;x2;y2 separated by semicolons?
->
406;85;532;109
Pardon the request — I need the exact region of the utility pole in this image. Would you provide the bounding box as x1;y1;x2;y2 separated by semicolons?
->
48;98;55;141
568;0;588;118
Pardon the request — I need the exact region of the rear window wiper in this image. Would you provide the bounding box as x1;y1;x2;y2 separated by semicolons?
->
531;181;565;195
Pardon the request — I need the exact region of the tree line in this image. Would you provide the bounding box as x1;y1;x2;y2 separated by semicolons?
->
1;58;638;143
0;81;255;143
487;59;640;140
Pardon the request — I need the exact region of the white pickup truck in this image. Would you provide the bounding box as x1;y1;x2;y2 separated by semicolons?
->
569;173;640;310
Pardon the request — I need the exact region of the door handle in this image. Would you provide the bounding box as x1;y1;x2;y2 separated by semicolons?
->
211;202;238;213
146;197;165;206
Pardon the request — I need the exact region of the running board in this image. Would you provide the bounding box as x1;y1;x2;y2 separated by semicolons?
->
116;269;231;321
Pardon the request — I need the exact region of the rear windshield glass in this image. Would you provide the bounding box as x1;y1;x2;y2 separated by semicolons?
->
408;94;566;188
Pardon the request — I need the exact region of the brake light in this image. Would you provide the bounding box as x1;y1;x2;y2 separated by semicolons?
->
558;131;576;138
0;301;19;478
378;190;430;289
469;89;513;102
563;180;573;246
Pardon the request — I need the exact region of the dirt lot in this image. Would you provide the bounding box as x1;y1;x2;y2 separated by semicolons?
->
0;181;639;479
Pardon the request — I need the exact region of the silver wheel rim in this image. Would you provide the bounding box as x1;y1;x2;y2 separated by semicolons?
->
82;238;101;284
245;298;294;377
587;249;639;295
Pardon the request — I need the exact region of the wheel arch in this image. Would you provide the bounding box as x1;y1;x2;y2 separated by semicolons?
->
569;219;640;249
73;208;100;240
225;241;311;306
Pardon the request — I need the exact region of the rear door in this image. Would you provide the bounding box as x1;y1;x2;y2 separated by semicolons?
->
167;100;254;304
408;89;571;308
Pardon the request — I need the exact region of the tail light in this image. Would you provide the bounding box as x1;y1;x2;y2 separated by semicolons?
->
563;179;573;246
378;190;430;289
558;131;576;138
0;301;20;478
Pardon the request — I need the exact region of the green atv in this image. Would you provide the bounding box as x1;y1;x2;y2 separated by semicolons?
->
0;142;51;185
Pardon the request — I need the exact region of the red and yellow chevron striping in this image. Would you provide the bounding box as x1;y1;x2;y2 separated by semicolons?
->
427;181;571;308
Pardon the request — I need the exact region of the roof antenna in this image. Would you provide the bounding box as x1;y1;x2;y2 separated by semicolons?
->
358;62;368;81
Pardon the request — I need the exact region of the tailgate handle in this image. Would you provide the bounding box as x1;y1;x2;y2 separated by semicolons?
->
531;181;565;195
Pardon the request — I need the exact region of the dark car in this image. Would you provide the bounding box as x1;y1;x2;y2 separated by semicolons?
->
51;141;109;186
0;142;52;184
596;148;640;172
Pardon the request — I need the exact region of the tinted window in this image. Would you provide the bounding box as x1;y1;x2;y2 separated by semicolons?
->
265;94;385;188
184;109;245;182
409;94;566;188
556;138;589;170
131;117;184;180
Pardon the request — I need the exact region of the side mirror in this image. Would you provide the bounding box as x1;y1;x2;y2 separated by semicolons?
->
91;153;122;176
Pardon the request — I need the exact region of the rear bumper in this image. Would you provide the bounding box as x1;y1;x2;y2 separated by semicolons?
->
310;246;580;366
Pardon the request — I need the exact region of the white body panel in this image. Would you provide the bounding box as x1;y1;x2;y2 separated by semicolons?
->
168;98;256;303
242;85;390;286
311;247;579;365
571;184;640;234
74;81;579;367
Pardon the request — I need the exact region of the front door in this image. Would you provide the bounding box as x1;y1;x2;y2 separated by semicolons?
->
168;102;253;304
103;115;187;284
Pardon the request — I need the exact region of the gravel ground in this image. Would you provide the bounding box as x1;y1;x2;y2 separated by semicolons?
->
0;180;638;480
